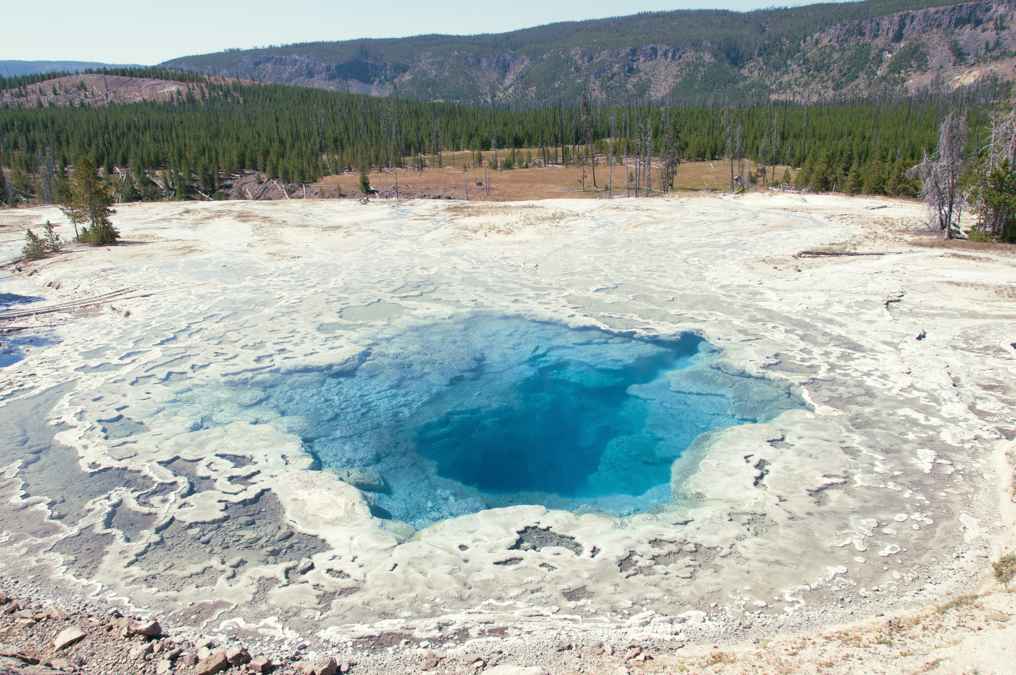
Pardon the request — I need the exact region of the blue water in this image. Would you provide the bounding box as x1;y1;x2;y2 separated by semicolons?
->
0;293;55;369
206;315;798;527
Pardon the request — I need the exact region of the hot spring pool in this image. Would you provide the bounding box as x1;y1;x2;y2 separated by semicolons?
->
192;315;800;527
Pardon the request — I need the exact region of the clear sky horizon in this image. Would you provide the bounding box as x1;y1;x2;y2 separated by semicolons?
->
7;0;847;65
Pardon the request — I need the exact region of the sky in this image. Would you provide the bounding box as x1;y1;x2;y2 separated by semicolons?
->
7;0;840;65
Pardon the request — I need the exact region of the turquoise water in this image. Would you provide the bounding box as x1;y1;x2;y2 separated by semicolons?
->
216;315;797;527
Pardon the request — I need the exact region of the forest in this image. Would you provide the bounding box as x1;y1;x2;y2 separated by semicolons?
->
0;70;1012;239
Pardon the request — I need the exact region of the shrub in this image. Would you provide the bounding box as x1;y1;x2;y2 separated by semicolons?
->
994;553;1016;588
79;221;120;246
22;229;46;260
43;221;62;252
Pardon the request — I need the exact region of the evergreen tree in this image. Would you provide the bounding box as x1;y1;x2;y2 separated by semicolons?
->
890;158;919;197
10;163;32;201
973;159;1016;242
0;158;8;206
845;162;863;195
809;157;833;192
862;159;887;195
62;158;119;245
358;167;372;194
795;158;814;190
22;229;46;260
0;74;1001;202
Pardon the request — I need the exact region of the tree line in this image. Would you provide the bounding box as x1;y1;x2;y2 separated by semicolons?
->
0;76;1012;240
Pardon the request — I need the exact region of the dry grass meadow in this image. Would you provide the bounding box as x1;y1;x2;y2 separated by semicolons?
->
314;158;794;201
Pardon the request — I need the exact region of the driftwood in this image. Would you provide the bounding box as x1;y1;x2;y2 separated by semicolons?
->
253;181;272;201
884;290;906;310
0;324;58;334
273;180;290;200
0;288;146;322
795;250;893;258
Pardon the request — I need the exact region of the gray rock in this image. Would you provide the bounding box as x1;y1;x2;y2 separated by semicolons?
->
300;655;338;675
250;656;273;673
129;642;154;660
52;626;86;651
129;619;163;638
226;646;251;666
482;666;549;675
194;651;230;675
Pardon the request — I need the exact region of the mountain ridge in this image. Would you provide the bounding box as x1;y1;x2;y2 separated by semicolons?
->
160;0;1015;105
0;60;136;78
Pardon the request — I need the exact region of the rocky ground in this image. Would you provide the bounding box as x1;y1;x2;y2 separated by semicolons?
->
1;193;1014;673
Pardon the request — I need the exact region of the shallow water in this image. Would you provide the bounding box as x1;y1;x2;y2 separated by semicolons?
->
192;315;798;527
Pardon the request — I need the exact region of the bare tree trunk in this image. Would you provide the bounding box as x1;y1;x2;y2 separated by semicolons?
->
634;132;641;199
608;113;616;199
909;112;968;239
645;123;653;196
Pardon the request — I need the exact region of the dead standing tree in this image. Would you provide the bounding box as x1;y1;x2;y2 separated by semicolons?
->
660;111;681;193
908;112;968;239
581;93;598;189
633;111;652;197
723;110;745;193
608;112;617;198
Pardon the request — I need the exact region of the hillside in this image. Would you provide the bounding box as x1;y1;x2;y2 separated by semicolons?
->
0;60;131;78
0;73;199;108
162;0;1016;104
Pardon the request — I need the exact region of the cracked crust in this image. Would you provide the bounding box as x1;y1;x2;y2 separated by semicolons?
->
0;194;1013;668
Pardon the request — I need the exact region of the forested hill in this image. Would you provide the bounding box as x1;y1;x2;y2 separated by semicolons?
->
162;0;1016;105
0;61;132;78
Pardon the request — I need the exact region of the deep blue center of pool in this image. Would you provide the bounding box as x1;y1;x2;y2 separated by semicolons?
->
415;342;689;499
213;315;798;527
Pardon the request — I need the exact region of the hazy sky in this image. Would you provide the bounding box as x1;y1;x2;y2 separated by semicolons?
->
6;0;844;65
5;0;841;64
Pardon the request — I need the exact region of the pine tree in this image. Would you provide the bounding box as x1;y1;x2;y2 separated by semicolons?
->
862;159;886;195
0;159;8;206
795;158;814;190
809;158;832;192
22;229;46;260
886;158;918;197
62;158;118;245
845;162;863;195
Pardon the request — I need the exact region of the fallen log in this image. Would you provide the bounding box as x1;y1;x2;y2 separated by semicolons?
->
795;250;897;258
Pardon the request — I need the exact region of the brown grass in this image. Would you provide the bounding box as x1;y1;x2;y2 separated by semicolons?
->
911;234;1016;254
935;594;981;614
314;160;792;202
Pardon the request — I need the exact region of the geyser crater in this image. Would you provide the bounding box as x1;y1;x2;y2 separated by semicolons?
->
215;315;800;528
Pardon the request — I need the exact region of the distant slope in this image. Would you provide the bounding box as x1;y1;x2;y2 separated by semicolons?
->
0;60;134;77
0;73;199;108
162;0;1015;104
